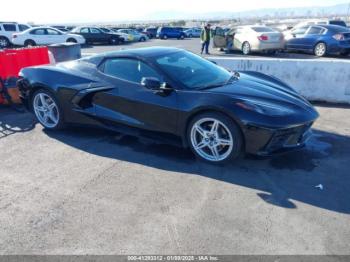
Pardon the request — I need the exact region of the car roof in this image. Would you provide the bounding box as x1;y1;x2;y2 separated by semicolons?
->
312;24;349;31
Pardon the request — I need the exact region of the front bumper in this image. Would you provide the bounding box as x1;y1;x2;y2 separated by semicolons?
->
244;122;314;156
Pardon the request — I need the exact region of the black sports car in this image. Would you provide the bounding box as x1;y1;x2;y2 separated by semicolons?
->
18;47;319;163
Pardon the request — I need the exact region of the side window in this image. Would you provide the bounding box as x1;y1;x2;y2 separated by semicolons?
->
47;29;61;35
3;24;16;32
307;27;324;35
292;26;309;35
19;24;30;32
102;58;162;83
31;29;46;35
80;28;89;33
215;27;225;36
90;28;101;34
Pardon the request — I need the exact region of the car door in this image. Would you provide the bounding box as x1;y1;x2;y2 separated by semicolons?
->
90;28;106;43
285;26;310;50
46;28;64;44
302;26;326;50
93;57;178;134
29;28;47;45
213;27;227;48
79;27;91;42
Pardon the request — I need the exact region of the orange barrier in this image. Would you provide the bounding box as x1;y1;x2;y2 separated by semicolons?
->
0;46;50;105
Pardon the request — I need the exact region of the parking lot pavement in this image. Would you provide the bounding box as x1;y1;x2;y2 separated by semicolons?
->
0;103;349;254
81;38;350;60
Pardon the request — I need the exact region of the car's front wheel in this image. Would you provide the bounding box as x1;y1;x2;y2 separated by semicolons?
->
32;90;65;130
188;112;243;164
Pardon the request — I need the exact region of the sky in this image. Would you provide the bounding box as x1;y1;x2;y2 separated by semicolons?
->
1;0;348;24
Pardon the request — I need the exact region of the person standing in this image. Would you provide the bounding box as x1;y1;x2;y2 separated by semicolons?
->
200;23;211;55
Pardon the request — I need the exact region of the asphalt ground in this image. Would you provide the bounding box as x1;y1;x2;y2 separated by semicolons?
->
0;102;349;254
81;37;350;60
0;38;349;255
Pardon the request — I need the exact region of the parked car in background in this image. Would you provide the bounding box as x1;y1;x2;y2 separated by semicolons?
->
157;27;186;39
143;27;158;39
184;28;201;38
71;27;122;45
108;29;133;42
0;22;31;48
11;27;85;46
116;29;148;42
99;27;132;43
284;24;350;57
213;25;284;55
291;20;348;29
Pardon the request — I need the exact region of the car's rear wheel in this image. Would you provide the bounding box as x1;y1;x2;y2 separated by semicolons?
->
242;41;251;55
32;90;65;130
24;39;36;47
314;42;327;57
188;112;243;164
179;34;185;40
140;37;146;42
67;38;77;43
0;36;10;48
163;35;168;40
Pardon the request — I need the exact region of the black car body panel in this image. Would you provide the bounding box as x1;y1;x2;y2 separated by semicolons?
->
18;47;319;156
71;27;121;44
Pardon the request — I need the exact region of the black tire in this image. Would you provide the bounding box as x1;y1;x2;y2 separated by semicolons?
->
24;39;36;47
314;42;327;57
31;89;65;130
340;50;349;56
187;112;243;164
163;35;168;40
67;38;77;43
140;37;146;42
0;36;10;48
189;34;193;38
179;34;185;40
242;41;251;55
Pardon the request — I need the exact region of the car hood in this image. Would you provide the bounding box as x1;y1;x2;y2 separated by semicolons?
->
206;71;316;112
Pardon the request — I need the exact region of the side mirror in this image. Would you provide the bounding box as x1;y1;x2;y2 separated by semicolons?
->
141;77;162;90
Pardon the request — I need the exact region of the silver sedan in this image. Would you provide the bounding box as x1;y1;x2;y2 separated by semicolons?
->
213;25;285;55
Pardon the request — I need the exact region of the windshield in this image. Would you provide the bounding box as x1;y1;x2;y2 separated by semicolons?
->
154;51;233;90
251;27;275;32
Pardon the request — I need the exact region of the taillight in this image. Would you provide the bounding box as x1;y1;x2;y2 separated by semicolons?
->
333;34;345;41
258;35;269;41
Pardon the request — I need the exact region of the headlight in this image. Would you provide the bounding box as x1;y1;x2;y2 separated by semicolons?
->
236;99;294;116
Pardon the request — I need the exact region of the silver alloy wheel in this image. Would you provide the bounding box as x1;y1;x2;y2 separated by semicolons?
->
0;38;9;48
242;42;250;55
190;118;234;162
33;93;59;128
163;35;168;39
315;43;326;57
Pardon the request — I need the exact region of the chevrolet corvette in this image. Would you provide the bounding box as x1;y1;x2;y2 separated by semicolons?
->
18;47;319;163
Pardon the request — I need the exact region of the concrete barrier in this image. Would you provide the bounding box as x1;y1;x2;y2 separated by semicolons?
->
211;57;350;104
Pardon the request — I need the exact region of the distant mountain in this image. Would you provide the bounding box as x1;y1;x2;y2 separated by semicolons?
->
148;3;350;20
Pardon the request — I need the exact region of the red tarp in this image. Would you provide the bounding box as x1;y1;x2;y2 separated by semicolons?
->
0;47;49;104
